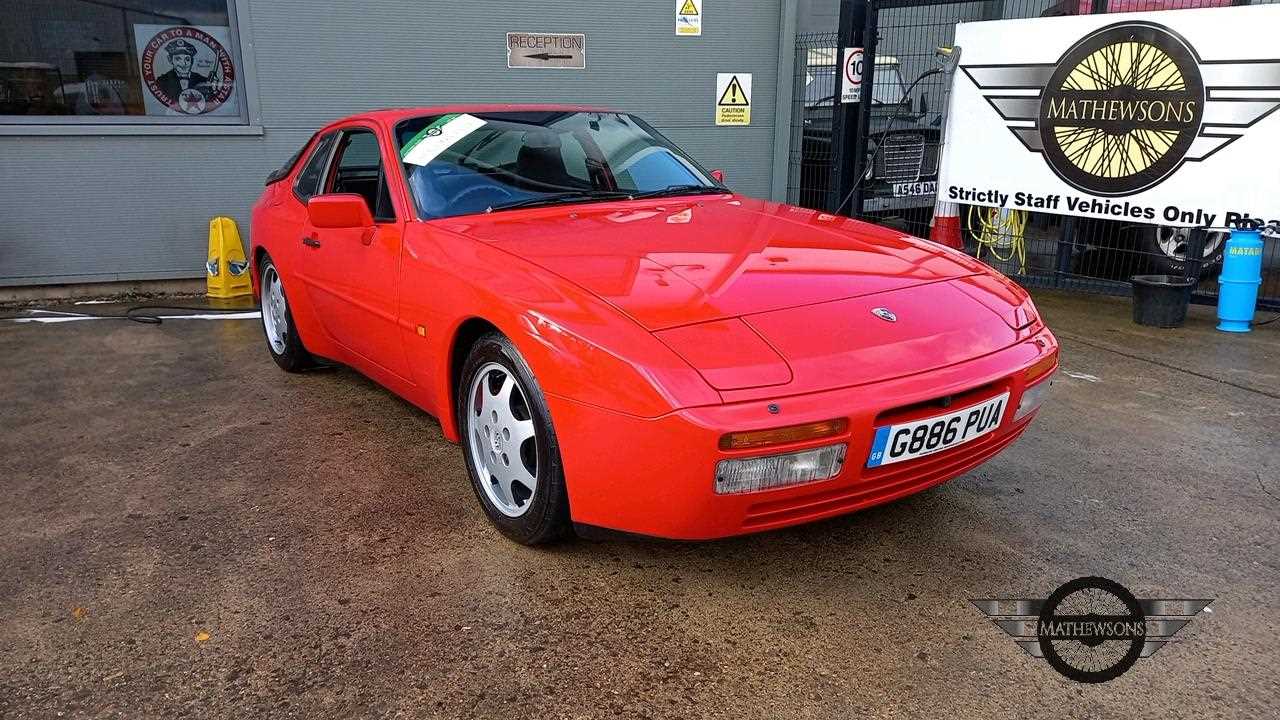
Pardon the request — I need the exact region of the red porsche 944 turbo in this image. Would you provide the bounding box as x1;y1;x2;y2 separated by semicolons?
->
250;105;1058;544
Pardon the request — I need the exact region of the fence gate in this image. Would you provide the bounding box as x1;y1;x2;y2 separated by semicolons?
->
788;0;1280;311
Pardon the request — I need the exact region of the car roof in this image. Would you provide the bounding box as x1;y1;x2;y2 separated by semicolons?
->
317;104;623;133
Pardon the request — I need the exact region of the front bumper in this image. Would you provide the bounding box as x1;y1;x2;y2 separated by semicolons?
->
547;326;1057;540
862;193;936;212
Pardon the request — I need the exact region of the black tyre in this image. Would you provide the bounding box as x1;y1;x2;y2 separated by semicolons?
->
456;332;570;545
258;253;315;373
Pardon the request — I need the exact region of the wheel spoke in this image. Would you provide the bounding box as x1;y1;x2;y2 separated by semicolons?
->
494;465;518;507
508;457;537;498
509;418;536;448
472;429;491;474
493;373;514;412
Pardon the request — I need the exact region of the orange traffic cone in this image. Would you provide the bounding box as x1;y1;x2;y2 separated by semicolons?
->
929;199;963;250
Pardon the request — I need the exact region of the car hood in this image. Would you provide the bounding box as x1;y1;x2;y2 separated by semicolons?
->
435;195;988;331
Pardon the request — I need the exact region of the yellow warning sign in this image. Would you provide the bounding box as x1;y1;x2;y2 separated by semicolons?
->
715;73;751;126
676;0;702;36
718;77;748;105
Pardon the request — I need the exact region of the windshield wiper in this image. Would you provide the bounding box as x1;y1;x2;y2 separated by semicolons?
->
487;190;632;213
628;184;726;200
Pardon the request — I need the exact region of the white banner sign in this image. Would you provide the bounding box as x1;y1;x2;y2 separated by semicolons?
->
938;5;1280;227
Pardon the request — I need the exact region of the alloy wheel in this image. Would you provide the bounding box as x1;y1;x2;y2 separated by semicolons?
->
1154;227;1226;261
262;266;288;355
466;362;540;517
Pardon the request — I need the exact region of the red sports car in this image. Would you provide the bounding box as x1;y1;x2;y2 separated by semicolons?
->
250;105;1058;544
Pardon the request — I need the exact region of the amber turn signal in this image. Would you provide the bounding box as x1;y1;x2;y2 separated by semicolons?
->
1024;350;1059;384
719;418;849;451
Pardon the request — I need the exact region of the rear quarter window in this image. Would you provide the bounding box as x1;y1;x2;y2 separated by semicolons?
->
293;132;338;201
265;133;315;186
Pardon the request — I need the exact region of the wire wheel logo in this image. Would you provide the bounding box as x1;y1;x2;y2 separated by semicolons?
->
1038;22;1204;197
1035;576;1147;683
972;576;1214;683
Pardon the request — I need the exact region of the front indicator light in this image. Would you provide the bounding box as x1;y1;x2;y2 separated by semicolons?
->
718;418;849;451
714;443;847;495
1015;375;1054;421
1024;350;1058;384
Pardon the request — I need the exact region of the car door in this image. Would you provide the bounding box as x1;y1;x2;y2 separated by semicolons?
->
282;130;338;266
298;124;412;381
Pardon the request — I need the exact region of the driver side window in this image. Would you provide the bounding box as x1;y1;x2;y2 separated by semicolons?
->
326;128;396;223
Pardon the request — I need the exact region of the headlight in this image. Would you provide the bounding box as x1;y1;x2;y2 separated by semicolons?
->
1015;375;1053;421
714;444;847;495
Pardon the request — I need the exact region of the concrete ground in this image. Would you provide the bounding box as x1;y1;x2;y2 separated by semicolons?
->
0;291;1276;719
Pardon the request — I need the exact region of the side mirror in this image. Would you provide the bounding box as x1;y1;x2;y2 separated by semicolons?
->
711;169;725;183
308;193;373;229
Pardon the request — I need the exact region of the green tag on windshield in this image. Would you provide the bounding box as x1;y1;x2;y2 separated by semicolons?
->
400;113;487;165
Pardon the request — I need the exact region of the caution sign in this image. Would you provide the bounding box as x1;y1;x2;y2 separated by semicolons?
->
676;0;702;36
715;73;751;126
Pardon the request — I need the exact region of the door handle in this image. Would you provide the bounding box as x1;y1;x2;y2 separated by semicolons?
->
302;236;321;249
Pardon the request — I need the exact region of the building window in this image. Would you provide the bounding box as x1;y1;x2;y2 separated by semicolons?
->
0;0;247;124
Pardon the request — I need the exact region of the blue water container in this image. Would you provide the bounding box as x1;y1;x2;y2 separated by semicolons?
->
1217;226;1265;333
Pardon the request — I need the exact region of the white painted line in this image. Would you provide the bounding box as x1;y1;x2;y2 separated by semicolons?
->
10;311;260;324
1062;370;1100;383
158;312;261;321
26;309;94;316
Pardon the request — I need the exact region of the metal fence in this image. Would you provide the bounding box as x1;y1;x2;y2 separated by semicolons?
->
787;0;1280;310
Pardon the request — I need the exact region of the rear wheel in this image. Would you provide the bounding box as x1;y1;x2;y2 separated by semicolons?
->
259;254;315;372
456;332;570;545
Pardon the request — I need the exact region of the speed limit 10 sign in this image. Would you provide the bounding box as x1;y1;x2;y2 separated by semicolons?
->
841;47;864;103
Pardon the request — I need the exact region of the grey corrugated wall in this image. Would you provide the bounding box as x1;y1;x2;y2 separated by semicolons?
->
0;0;784;286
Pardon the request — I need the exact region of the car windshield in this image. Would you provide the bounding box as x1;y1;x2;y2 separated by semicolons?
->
804;65;907;107
395;111;721;219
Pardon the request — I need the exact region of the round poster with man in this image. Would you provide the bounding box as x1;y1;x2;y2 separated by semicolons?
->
133;25;238;117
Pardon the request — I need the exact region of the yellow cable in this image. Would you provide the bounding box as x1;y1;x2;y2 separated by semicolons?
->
969;205;1028;273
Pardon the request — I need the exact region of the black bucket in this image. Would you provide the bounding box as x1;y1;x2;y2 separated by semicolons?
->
1131;275;1196;328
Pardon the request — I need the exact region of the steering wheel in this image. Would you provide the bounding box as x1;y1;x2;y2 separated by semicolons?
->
451;184;516;210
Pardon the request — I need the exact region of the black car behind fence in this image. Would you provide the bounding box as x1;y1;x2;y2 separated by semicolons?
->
788;0;1280;311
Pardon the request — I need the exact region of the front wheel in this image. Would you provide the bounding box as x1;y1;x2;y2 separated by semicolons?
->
259;254;315;373
456;332;570;545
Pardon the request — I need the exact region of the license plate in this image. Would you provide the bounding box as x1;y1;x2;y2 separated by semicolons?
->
892;181;936;197
866;392;1009;468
